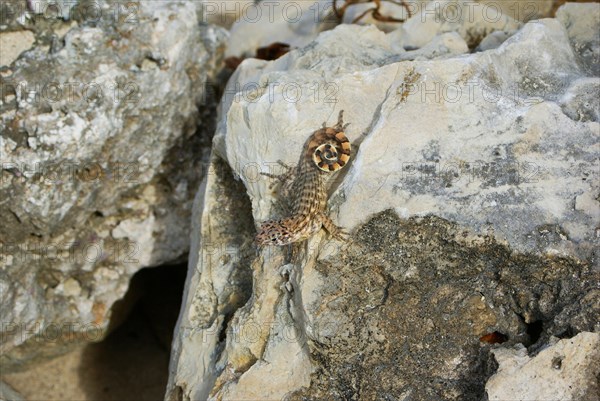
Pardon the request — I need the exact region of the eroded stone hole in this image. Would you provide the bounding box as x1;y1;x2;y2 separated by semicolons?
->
219;312;235;343
2;262;189;399
526;320;544;345
78;262;188;400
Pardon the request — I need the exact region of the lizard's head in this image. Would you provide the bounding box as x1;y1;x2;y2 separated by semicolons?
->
255;219;302;246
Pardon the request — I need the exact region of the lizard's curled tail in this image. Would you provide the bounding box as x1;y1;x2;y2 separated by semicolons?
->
308;111;351;172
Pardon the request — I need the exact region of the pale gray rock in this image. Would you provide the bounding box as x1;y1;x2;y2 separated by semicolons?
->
165;156;256;401
342;0;414;32
386;0;523;50
476;30;511;52
168;4;599;399
560;77;600;122
0;30;35;66
337;19;594;260
220;19;596;260
486;332;600;401
389;31;468;61
478;0;555;22
0;1;226;369
224;0;335;59
0;381;24;401
556;2;600;76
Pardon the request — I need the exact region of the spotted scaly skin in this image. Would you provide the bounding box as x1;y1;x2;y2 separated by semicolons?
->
255;110;351;246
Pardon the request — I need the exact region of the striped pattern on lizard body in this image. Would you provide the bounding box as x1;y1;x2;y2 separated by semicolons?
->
255;110;351;246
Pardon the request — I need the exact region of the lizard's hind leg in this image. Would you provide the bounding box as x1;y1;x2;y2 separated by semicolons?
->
320;213;349;242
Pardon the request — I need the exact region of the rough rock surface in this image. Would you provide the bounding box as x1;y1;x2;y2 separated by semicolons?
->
556;2;600;76
0;1;226;368
167;2;599;399
224;0;336;59
0;380;24;401
386;0;523;50
486;332;600;401
288;211;598;399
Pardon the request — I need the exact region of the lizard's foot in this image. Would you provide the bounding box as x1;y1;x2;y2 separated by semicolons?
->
320;213;349;242
331;229;349;242
276;159;294;171
260;172;281;179
261;160;296;189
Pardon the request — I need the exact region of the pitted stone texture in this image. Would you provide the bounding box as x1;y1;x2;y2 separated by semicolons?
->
486;332;600;401
0;1;226;368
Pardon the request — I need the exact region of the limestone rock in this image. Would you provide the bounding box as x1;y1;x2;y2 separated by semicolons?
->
386;0;523;50
0;31;35;66
165;156;256;401
479;0;555;22
556;2;600;76
560;77;600;122
476;30;511;52
486;332;600;401
0;1;227;369
0;381;24;401
167;2;599;400
390;31;469;61
224;0;335;59
342;0;414;32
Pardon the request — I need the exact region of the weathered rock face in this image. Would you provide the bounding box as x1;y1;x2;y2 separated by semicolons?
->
0;1;226;368
224;0;337;59
486;332;600;401
287;211;598;399
167;1;598;400
556;2;600;76
0;380;23;401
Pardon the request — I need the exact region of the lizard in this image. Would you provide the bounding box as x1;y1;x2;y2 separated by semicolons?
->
255;110;352;246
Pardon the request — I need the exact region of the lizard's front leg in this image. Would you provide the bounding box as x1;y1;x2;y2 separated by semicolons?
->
261;160;296;190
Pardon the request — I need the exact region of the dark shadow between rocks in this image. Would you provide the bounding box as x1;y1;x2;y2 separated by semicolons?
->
78;263;187;401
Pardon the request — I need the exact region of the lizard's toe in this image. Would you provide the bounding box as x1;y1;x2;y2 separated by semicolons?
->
331;229;349;242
